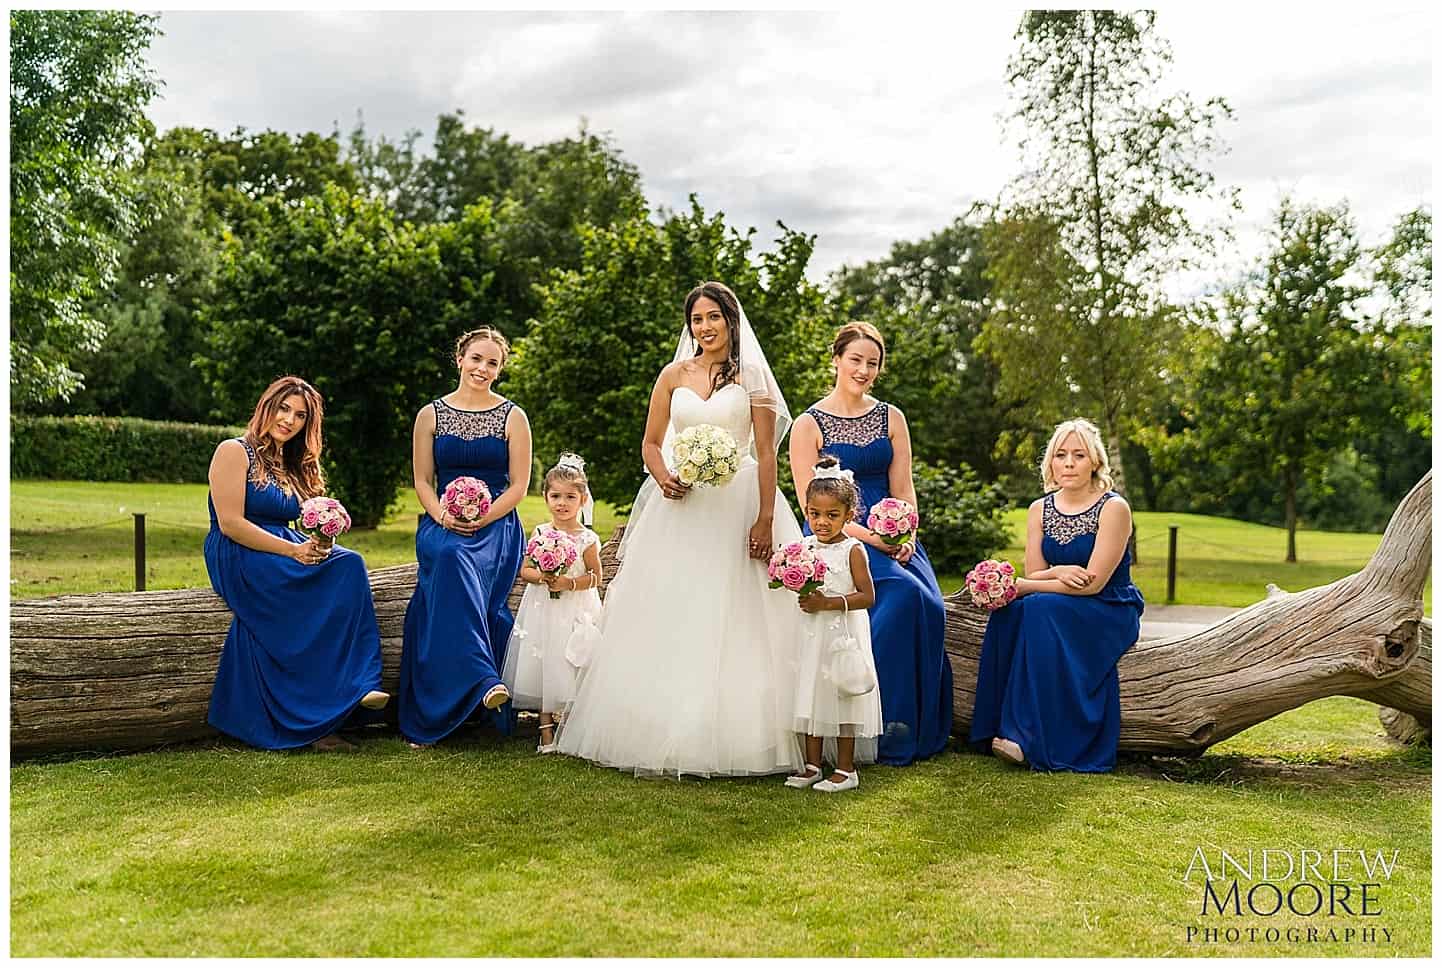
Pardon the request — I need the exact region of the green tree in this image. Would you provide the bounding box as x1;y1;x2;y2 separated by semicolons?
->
507;199;832;506
10;10;160;406
67;125;364;420
1192;200;1377;561
831;212;1006;478
347;113;649;329
201;186;518;527
981;10;1236;492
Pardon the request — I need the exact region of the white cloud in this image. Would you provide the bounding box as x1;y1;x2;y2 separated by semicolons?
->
142;8;1431;283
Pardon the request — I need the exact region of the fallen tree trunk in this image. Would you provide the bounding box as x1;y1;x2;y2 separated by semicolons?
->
10;474;1431;759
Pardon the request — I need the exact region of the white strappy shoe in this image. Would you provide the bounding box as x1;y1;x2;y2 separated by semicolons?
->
482;683;511;710
784;764;825;789
813;769;859;793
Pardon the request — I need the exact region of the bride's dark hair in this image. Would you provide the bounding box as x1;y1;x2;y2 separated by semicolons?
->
683;281;742;394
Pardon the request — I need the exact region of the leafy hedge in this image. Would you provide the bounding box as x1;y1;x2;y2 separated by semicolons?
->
913;460;1014;574
11;416;245;483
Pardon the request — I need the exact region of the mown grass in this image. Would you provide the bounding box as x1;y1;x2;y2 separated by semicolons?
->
8;481;1430;612
9;698;1429;956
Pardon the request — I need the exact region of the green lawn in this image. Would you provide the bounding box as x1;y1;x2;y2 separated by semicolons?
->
9;698;1429;957
8;481;1429;611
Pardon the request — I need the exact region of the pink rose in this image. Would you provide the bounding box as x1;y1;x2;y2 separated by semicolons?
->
537;551;559;572
781;565;807;591
813;558;826;579
782;541;804;558
881;517;900;536
301;509;320;528
322;519;343;537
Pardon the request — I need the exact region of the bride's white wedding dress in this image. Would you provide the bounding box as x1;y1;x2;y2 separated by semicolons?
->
556;382;806;777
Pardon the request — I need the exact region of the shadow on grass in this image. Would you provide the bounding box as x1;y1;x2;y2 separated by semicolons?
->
1118;741;1431;789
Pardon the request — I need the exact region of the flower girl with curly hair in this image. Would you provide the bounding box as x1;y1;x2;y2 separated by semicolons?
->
785;456;882;793
501;453;604;753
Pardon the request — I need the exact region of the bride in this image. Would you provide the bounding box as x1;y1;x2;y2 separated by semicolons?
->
556;281;805;777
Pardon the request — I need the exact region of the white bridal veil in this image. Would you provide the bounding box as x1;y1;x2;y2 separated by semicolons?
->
618;297;791;558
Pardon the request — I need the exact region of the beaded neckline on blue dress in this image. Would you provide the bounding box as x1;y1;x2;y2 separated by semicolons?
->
1042;491;1115;545
433;397;512;440
807;402;888;446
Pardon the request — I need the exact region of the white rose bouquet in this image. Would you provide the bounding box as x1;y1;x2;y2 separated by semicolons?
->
670;424;741;487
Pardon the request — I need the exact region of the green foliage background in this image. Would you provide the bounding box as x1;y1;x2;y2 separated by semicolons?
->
10;9;1431;542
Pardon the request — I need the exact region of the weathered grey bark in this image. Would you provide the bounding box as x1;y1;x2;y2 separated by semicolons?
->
10;474;1431;759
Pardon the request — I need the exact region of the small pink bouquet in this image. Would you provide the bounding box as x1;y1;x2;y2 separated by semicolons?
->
441;476;492;524
867;497;919;546
966;558;1017;611
767;540;828;597
297;496;351;547
527;527;579;599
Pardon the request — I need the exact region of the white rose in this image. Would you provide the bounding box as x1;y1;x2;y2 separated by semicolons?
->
678;464;698;485
689;447;708;466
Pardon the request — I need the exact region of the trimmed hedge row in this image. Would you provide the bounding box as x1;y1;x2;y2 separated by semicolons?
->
11;416;247;484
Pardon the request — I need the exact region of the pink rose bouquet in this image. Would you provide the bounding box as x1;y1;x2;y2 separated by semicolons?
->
527;526;580;599
441;476;492;524
867;497;919;546
767;540;828;598
965;558;1017;611
297;496;351;548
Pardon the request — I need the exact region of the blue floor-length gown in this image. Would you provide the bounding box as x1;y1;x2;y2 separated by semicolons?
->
969;491;1145;772
399;398;525;744
806;403;953;764
204;438;384;750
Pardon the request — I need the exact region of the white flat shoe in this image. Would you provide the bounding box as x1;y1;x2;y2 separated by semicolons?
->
991;737;1025;765
813;769;859;793
783;764;824;789
482;683;511;710
359;690;390;710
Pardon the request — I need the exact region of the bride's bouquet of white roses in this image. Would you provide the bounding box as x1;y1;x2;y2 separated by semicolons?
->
671;424;740;487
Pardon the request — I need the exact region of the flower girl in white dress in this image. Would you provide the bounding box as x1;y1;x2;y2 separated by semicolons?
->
501;453;604;753
786;456;882;793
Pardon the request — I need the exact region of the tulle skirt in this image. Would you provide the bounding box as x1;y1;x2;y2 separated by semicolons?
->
556;462;805;777
501;582;602;713
794;608;883;760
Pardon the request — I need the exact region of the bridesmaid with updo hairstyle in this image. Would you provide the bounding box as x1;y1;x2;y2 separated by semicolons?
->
205;375;388;752
399;326;533;748
789;322;953;766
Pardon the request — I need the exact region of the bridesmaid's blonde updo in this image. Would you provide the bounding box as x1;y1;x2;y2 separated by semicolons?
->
1040;418;1115;493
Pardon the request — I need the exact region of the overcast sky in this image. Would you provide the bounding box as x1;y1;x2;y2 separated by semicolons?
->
141;7;1432;288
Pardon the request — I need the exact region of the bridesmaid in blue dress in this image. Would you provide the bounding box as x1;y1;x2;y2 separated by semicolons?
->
400;327;532;748
205;376;389;752
789;321;953;765
969;417;1144;772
